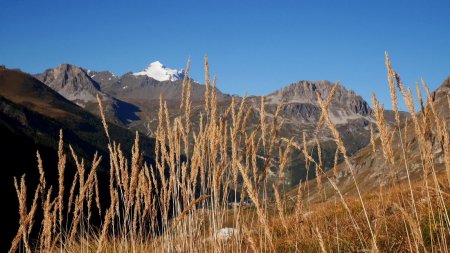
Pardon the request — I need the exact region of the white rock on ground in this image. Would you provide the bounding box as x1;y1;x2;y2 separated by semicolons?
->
215;228;239;242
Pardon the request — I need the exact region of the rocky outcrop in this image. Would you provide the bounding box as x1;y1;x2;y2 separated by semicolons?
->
266;80;371;124
36;64;101;105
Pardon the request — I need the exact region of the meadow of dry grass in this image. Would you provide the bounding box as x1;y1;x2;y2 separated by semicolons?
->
8;53;450;252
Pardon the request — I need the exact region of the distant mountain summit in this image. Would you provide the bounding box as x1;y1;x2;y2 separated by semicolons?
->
132;61;185;81
36;64;140;125
36;64;102;106
266;80;371;124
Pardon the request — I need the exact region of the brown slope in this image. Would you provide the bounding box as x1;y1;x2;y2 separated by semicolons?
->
0;67;157;252
0;67;82;119
0;67;155;161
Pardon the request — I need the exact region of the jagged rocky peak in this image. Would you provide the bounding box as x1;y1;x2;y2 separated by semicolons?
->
132;61;185;81
35;64;102;105
37;63;99;90
267;80;371;116
268;80;336;103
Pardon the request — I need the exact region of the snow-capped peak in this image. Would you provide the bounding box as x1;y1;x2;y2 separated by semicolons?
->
133;61;184;81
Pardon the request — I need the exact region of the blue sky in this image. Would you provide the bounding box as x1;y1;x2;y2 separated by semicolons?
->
1;0;449;109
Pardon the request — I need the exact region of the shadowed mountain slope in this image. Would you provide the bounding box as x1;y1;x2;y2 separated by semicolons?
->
0;67;155;252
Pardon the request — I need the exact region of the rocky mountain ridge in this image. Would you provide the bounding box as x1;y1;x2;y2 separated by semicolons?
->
266;80;372;125
32;61;409;186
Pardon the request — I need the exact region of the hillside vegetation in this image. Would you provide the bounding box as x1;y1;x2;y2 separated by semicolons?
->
8;54;450;252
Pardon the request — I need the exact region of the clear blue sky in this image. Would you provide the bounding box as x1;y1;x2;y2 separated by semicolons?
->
1;0;449;109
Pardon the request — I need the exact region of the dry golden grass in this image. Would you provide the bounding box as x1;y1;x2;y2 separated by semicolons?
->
8;53;450;252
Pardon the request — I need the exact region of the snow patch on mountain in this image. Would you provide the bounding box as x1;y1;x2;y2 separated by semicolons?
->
133;61;185;81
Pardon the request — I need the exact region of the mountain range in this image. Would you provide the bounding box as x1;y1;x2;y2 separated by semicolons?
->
33;61;409;184
1;61;413;187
